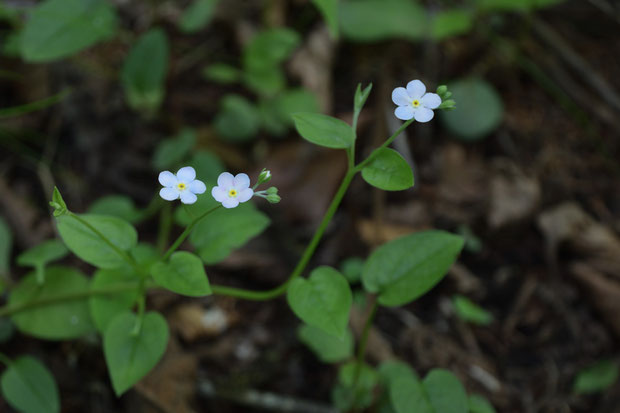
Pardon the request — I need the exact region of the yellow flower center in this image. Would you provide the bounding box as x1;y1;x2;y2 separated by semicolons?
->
228;189;238;197
177;183;187;191
411;99;421;108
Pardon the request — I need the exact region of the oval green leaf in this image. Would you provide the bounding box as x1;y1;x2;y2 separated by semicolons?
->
16;239;68;269
361;148;413;191
287;266;352;338
151;252;211;297
104;311;169;396
9;266;95;339
293;112;354;149
89;268;140;332
362;230;464;307
573;359;619;395
298;324;354;363
179;0;219;33
469;394;497;413
20;0;117;62
152;128;196;171
56;214;138;269
1;356;60;413
422;369;468;413
452;295;493;326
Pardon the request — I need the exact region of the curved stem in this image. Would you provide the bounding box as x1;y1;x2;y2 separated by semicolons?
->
211;169;357;301
354;118;414;172
0;282;140;318
162;205;221;261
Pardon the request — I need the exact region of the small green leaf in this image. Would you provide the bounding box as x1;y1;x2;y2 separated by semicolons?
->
430;10;473;41
151;252;211;297
422;369;468;413
179;0;219;33
362;230;464;307
214;95;260;142
203;63;240;84
293;112;354;149
243;28;300;71
56;214;138;269
388;367;433;413
362;148;413;191
0;216;12;274
104;311;169;396
452;295;493;326
1;356;60;413
16;239;69;284
121;28;169;113
89;268;140;332
440;78;503;141
49;186;67;217
340;257;365;284
152;128;196;170
189;150;226;183
573;360;619;395
469;394;497;413
88;195;143;224
187;199;270;264
298;324;354;363
340;0;427;42
287;266;352;338
333;362;379;411
312;0;339;37
354;83;373;113
20;0;117;62
10;266;95;339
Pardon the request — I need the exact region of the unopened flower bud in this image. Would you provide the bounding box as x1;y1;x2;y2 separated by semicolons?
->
267;193;281;204
257;169;272;185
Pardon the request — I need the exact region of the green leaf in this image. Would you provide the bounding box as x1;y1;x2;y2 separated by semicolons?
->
56;214;138;269
89;268;140;333
151;252;211;297
354;83;373;114
298;324;354;363
1;356;60;413
422;369;468;413
475;0;564;12
49;186;67;217
20;0;117;62
104;311;169;396
152;128;196;170
387;366;433;413
214;95;261;142
121;28;169;113
573;360;619;395
293;112;354;149
340;257;365;283
243;28;300;71
452;295;493;325
188;199;270;264
469;394;497;413
10;266;95;339
203;63;240;84
243;67;286;97
362;230;464;307
277;89;320;124
431;10;473;41
0;216;12;274
440;78;503;141
16;239;69;284
332;362;379;411
362;148;413;191
0;318;14;343
287;266;352;338
189;150;226;183
340;0;427;42
312;0;339;37
88;195;143;224
179;0;219;33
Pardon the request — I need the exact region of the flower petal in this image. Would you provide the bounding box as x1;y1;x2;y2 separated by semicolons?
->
237;188;254;203
211;186;227;202
391;87;411;106
189;179;206;194
222;198;240;209
160;187;179;201
158;171;177;187
413;107;434;123
217;172;234;188
421;93;441;109
176;166;196;183
406;80;426;99
180;191;197;204
395;105;415;120
233;173;251;190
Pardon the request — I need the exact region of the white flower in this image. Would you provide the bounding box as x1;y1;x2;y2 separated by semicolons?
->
211;172;254;208
391;79;441;122
158;166;206;205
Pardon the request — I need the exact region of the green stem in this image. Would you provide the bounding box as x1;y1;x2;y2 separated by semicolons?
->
0;282;140;318
162;205;221;261
211;169;357;301
354;119;414;172
69;212;138;270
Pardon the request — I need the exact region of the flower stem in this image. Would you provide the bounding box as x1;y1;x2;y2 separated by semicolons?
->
161;205;221;261
210;169;357;301
354;118;414;172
